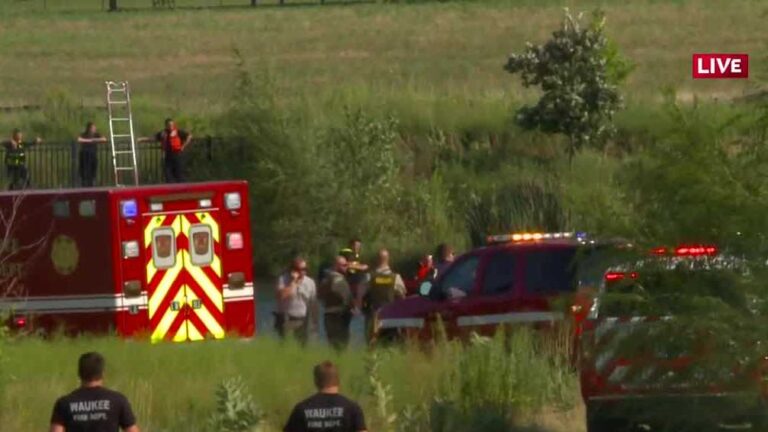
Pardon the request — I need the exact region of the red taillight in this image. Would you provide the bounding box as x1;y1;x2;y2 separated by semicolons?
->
13;316;26;328
227;232;244;250
651;247;668;256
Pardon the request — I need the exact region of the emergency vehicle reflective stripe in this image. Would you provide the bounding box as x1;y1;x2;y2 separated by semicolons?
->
180;213;225;339
0;293;148;313
456;311;564;327
194;212;220;243
152;286;186;342
377;318;425;329
148;250;184;319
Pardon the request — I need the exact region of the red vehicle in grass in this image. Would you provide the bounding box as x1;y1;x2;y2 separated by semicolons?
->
373;231;632;343
579;245;768;431
0;181;255;342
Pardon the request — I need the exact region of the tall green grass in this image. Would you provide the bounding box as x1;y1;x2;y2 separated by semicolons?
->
0;330;581;432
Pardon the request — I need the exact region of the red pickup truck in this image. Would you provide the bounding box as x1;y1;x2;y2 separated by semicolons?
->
579;245;768;431
373;232;632;343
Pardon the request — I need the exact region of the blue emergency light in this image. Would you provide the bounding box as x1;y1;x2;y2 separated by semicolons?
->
120;200;138;218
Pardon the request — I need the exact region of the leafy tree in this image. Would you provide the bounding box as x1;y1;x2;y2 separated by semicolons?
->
505;9;628;159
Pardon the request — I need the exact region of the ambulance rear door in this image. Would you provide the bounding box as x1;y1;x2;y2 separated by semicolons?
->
143;196;225;342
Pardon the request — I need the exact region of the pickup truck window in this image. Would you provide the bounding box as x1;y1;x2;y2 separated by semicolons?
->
482;251;516;295
524;248;577;294
441;256;480;297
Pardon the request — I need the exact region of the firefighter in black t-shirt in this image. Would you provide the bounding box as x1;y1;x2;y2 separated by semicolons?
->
50;352;140;432
284;361;367;432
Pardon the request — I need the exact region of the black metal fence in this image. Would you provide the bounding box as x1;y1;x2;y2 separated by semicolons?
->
1;136;234;190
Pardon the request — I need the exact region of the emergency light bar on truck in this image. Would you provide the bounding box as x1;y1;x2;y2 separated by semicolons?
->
651;244;718;256
486;231;588;244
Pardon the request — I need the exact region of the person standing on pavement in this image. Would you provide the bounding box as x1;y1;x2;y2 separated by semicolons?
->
283;361;367;432
360;248;406;342
49;352;140;432
319;256;354;351
275;256;319;346
77;122;108;187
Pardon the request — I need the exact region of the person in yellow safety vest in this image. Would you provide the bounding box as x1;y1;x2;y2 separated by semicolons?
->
2;129;41;190
359;248;406;343
339;238;369;299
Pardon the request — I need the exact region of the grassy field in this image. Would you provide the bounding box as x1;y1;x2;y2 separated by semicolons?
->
0;333;582;432
0;0;764;127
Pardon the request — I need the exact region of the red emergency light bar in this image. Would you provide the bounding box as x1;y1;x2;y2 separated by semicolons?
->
651;245;718;257
604;271;638;282
486;231;586;244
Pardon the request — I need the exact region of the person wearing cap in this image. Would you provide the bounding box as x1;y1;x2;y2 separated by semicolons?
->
50;352;140;432
283;361;367;432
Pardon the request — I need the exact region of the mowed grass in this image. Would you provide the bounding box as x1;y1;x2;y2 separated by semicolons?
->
0;334;582;432
0;0;764;120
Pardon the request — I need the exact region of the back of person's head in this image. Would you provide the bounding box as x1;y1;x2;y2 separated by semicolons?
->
84;121;95;135
313;361;340;390
435;243;451;262
78;352;105;383
11;128;21;139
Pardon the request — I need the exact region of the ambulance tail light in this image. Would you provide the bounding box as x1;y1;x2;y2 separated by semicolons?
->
228;272;246;289
225;193;241;210
122;241;140;258
124;280;142;298
227;232;244;250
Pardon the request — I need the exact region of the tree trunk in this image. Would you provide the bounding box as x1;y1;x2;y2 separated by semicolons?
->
251;0;257;5
109;0;118;11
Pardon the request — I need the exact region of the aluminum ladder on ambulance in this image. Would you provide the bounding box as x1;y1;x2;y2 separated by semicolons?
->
105;81;139;186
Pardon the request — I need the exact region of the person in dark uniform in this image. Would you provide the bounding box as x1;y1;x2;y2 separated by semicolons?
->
360;248;406;342
2;128;41;190
284;361;367;432
49;352;140;432
146;118;192;183
319;256;354;351
338;238;369;301
77;122;107;187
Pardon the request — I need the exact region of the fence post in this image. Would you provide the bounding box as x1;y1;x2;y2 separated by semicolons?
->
70;141;79;187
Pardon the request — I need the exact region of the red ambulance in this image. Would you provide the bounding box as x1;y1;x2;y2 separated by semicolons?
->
0;181;255;342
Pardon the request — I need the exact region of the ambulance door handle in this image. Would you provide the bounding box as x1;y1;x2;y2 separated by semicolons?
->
170;301;181;312
190;299;202;310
